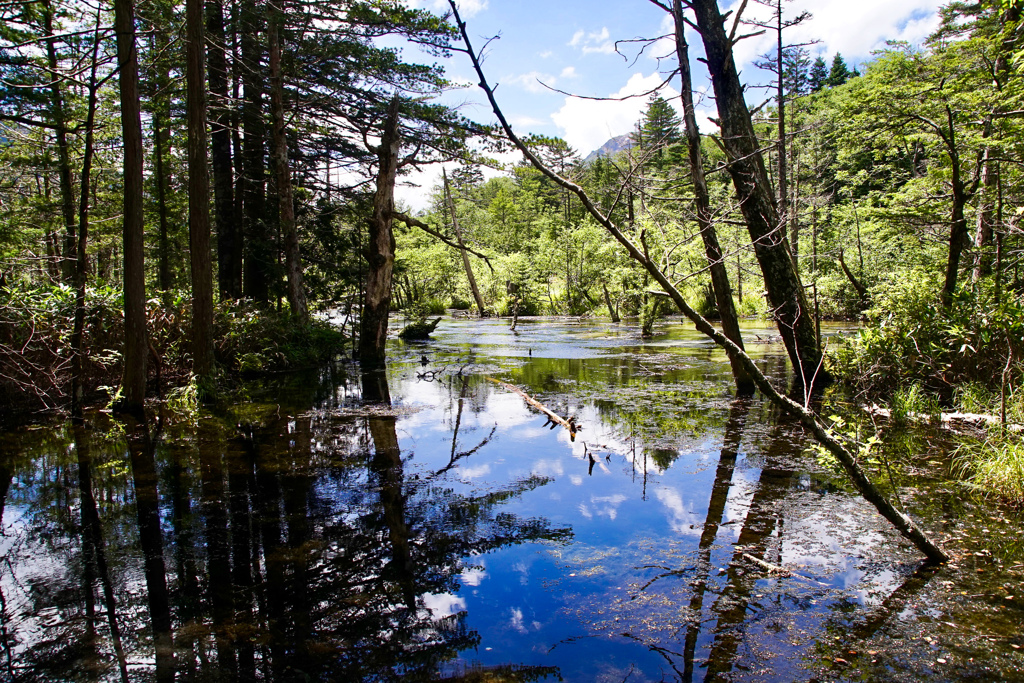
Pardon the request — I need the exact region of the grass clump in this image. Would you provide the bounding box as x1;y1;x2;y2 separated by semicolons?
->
957;432;1024;506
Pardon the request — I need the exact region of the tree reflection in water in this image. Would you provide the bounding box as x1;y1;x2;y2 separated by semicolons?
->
0;366;569;682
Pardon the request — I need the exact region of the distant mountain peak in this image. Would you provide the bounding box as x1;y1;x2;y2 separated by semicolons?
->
584;133;633;163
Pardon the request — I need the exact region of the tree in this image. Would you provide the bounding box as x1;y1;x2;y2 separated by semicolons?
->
827;53;852;87
114;0;148;413
186;0;215;381
268;0;308;323
690;0;826;388
809;55;828;92
670;0;753;393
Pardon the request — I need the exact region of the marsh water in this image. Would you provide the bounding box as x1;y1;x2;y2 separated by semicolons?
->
1;317;1022;682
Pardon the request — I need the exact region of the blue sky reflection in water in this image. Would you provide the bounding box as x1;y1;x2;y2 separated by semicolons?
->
2;317;1022;682
386;318;909;680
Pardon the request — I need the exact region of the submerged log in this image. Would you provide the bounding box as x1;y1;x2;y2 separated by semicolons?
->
398;317;441;340
487;377;579;441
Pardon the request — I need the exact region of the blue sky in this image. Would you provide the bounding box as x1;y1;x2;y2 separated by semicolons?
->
397;0;948;208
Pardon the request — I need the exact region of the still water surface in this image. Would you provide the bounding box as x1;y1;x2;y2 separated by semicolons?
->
1;317;1021;682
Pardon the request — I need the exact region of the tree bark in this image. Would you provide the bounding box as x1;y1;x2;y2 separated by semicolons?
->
672;0;753;394
603;282;619;322
268;6;308;322
187;0;216;380
972;139;996;285
152;88;172;293
114;0;148;413
359;98;400;366
689;0;827;388
42;1;77;284
445;170;485;316
208;0;238;299
70;31;102;420
941;110;970;307
240;3;270;303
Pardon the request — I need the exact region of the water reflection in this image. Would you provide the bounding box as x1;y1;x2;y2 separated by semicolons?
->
0;318;1019;681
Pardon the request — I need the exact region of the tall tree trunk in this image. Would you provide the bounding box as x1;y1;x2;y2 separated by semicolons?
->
230;0;245;296
187;0;216;381
208;0;238;299
972;139;997;285
268;7;308;322
791;153;801;263
603;282;619;322
70;35;101;420
359;98;400;366
444;170;485;316
152;95;172;292
689;0;826;388
240;3;270;303
672;0;753;394
114;0;148;413
941;107;969;307
775;6;789;248
42;1;77;284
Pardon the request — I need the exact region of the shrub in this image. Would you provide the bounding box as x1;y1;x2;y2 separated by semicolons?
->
827;271;1022;404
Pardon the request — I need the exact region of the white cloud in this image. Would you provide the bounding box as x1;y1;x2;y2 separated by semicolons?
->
458;464;491;481
569;27;616;55
412;0;487;18
460;566;488;586
507;70;558;94
509;607;528;633
655;486;702;536
550;71;680;155
422;593;467;618
721;0;945;79
539;50;554;59
560;66;579;79
510;114;547;128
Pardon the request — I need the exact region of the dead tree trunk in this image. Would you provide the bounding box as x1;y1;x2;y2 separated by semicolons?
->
672;0;753;394
70;29;102;419
689;0;827;388
445;169;485;316
359;98;400;366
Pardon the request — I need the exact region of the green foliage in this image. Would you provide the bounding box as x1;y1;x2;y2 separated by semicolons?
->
957;432;1024;505
828;272;1023;402
166;373;200;421
215;301;346;373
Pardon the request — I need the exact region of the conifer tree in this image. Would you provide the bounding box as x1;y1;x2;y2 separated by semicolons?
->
827;53;852;87
809;55;828;91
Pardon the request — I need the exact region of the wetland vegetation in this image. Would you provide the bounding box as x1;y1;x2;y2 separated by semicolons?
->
2;0;1024;679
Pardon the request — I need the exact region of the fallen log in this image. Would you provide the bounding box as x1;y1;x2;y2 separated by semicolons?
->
865;404;1024;433
487;377;579;441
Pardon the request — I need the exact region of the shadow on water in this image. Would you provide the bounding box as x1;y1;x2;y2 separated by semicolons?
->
0;317;1021;681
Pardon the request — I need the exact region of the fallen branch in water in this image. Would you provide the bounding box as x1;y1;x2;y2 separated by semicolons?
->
739;553;829;586
487;377;580;441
